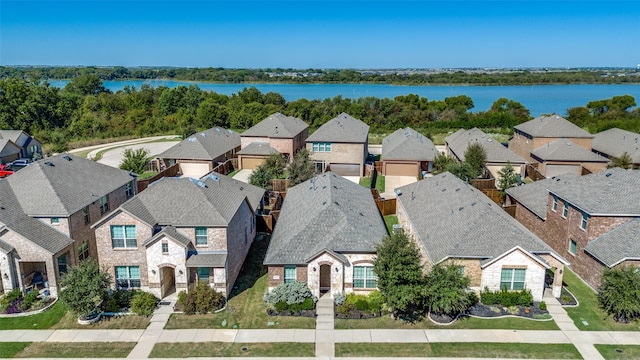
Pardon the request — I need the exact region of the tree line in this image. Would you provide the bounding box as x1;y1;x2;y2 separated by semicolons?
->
2;66;639;85
0;75;638;153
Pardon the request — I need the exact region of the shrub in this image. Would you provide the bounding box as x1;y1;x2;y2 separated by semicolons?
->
598;267;640;323
177;282;225;315
263;282;316;306
20;291;39;312
367;291;384;312
274;301;289;312
290;298;315;312
59;260;111;317
480;288;532;307
0;288;22;311
337;302;355;315
539;301;547;311
334;292;347;305
130;291;158;317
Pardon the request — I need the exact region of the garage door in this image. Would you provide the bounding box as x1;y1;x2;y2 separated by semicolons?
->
545;164;581;178
180;162;210;178
240;156;265;170
329;163;360;176
385;162;418;176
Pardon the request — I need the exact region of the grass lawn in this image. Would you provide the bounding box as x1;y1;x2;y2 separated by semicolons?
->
383;215;399;235
0;343;31;358
165;235;315;330
563;269;640;331
52;312;150;329
149;342;315;358
335;342;581;359
375;175;385;193
0;301;66;330
594;344;640;359
227;169;240;177
13;342;136;358
335;313;558;330
138;171;158;180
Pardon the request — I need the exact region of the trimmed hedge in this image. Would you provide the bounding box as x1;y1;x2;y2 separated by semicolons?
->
480;287;533;307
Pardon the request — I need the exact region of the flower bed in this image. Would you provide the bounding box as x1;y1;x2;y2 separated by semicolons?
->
557;287;578;306
0;288;55;316
428;302;551;324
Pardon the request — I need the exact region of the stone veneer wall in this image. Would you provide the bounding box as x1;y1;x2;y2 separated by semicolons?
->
480;250;547;301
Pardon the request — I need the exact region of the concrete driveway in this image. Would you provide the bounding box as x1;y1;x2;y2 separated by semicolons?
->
382;175;418;198
232;169;253;183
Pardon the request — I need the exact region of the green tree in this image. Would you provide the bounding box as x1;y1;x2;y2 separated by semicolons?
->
497;161;519;196
373;232;427;321
432;152;457;175
446;162;476;182
249;153;286;190
598;267;640;323
424;263;473;316
64;74;107;96
610;152;633;169
463;143;487;178
59;260;111;317
119;148;151;174
287;149;317;186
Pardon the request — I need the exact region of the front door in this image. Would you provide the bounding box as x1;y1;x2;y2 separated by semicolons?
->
160;267;175;298
319;264;331;294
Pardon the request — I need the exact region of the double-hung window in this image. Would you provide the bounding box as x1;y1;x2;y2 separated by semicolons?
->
284;265;296;284
500;268;526;290
195;227;207;245
197;267;210;282
581;213;589;230
552;196;558;212
125;182;134;199
569;240;577;255
353;266;377;288
83;206;90;225
111;225;137;248
100;195;109;214
51;217;59;225
312;142;331;152
562;202;568;218
115;266;140;288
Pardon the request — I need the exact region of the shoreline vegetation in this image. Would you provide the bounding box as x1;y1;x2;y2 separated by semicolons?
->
2;66;640;85
1;67;639;155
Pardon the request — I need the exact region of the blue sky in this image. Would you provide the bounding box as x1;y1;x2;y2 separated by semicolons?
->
1;1;639;68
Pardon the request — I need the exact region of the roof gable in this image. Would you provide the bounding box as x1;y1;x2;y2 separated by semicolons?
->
505;173;579;220
264;172;387;265
531;139;608;162
242;112;308;138
382;127;439;161
158;128;239;161
6;154;135;216
0;139;21;158
445;128;526;164
306;113;369;143
592;128;640;163
584;219;640;267
396;173;561;264
515;114;593;138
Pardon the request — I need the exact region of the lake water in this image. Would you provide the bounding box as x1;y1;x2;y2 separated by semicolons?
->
47;80;640;117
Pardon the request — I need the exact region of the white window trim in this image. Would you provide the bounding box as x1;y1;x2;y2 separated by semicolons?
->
353;265;377;289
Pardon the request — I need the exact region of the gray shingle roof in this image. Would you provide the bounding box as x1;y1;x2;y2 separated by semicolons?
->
157;127;240;161
514;114;593;138
445;128;526;164
505;173;579;220
242;112;308;139
382;127;439;161
186;252;227;267
0;130;28;146
0;139;20;159
0;238;14;253
142;225;192;247
592;128;640;164
396;173;561;265
237;142;280;156
531;139;609;162
584;219;640;267
306;113;369;143
201;172;264;212
121;174;258;227
0;181;73;254
264;172;387;265
549;167;640;216
6;154;135;217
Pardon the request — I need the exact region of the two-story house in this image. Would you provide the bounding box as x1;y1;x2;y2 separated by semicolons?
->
381;127;439;178
0;154;136;296
0;130;43;162
239;113;309;169
506;168;640;288
92;173;264;298
306;113;369;177
591;128;640;169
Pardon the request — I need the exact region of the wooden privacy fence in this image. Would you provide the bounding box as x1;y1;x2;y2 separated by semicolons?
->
137;163;180;193
271;179;290;192
371;189;396;216
470;178;496;191
211;159;238;175
503;204;516;217
482;189;503;206
526;164;546;182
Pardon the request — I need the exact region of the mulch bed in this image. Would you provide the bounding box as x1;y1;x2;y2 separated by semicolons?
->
430;302;550;324
266;309;316;317
335;309;382;319
558;287;578;306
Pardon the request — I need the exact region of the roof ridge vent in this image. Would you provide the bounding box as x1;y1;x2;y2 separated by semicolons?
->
63;155;72;161
44;161;54;167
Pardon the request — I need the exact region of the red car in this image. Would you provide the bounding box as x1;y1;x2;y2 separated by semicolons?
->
0;164;14;178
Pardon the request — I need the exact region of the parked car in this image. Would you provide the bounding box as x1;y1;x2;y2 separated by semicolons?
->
7;159;31;172
0;164;14;178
